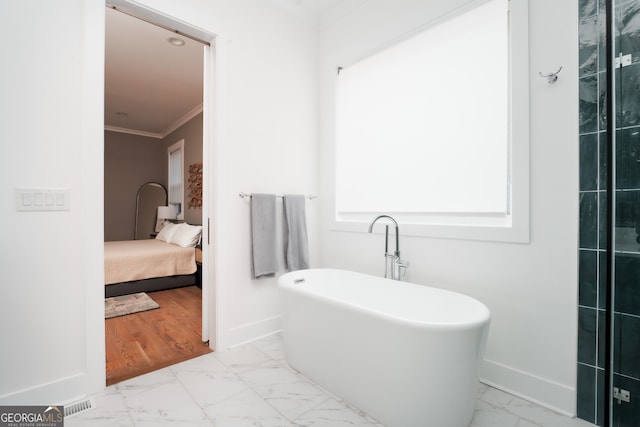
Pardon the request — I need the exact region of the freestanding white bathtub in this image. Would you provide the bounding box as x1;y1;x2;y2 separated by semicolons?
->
278;269;490;427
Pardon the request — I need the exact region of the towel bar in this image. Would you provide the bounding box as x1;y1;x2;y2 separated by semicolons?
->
239;192;316;200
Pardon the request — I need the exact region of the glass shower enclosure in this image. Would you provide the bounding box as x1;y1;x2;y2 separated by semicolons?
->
578;0;640;426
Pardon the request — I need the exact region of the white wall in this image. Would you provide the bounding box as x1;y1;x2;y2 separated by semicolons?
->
132;0;320;349
0;0;105;404
317;0;579;416
0;0;318;404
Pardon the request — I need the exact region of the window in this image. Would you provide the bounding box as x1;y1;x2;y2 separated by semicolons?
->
334;0;529;243
168;140;184;220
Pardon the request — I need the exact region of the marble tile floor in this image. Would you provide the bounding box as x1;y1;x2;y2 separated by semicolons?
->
68;334;596;427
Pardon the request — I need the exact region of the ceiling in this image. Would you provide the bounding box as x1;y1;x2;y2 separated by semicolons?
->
105;7;205;138
104;1;343;138
290;0;344;15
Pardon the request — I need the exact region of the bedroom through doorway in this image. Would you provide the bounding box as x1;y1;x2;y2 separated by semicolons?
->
103;4;213;385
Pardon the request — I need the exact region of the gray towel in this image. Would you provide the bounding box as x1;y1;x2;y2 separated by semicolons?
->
283;195;310;271
251;194;277;278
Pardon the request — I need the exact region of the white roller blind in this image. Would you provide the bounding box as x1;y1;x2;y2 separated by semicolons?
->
168;141;183;215
335;0;509;215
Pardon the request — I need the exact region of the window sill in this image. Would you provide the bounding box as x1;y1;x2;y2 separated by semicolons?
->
331;213;529;244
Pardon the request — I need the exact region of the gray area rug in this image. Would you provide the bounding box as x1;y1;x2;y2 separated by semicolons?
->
105;292;159;319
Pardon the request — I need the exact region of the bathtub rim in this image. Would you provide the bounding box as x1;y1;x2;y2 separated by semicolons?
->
278;268;491;332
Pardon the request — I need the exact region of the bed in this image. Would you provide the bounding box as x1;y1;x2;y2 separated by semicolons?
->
104;223;202;297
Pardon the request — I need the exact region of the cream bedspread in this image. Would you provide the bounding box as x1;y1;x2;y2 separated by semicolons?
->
104;239;196;285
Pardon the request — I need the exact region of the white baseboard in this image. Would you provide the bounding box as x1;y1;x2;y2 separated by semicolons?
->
481;359;576;417
223;315;282;350
0;373;89;406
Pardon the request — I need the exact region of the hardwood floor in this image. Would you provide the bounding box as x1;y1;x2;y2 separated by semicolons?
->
105;286;212;386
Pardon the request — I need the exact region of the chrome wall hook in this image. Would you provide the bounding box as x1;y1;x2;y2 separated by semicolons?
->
539;66;563;84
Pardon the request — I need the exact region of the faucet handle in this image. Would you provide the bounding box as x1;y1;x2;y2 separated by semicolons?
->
390;257;409;280
397;259;409;279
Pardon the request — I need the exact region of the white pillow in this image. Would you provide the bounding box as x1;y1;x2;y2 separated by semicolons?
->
156;222;180;242
169;223;202;248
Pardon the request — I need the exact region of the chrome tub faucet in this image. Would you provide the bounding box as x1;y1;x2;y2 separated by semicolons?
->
368;215;409;280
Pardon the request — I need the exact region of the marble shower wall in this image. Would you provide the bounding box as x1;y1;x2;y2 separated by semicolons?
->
578;0;640;425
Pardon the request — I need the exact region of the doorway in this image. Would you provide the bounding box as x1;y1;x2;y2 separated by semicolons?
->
103;2;216;384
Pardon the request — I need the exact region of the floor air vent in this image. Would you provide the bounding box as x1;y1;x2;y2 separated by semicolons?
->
64;399;93;417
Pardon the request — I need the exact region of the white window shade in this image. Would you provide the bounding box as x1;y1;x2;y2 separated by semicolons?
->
335;0;509;216
168;140;184;217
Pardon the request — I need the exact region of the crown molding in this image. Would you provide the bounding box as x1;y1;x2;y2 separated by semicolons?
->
104;125;162;139
159;103;203;138
104;103;203;140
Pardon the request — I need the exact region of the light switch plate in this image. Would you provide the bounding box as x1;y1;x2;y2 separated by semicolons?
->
16;188;69;211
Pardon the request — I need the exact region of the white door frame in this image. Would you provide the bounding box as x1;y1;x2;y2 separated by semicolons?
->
104;0;221;350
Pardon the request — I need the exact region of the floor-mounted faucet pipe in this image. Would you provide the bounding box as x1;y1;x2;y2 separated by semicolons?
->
368;215;408;281
368;215;399;256
384;224;389;254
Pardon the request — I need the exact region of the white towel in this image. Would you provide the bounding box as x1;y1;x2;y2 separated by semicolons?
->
283;195;310;271
251;194;277;278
